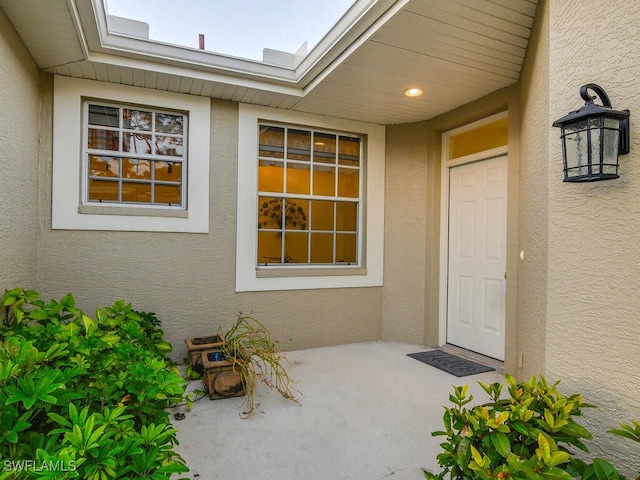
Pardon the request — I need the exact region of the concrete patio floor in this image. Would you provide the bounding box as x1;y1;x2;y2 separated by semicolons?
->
170;342;504;480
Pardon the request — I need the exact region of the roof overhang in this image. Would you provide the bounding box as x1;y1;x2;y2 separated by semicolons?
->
0;0;538;124
79;0;404;89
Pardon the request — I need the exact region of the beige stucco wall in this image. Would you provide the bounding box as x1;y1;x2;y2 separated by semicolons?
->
36;91;383;360
428;88;520;371
384;87;521;371
0;9;41;290
543;0;640;473
516;0;549;379
382;122;428;343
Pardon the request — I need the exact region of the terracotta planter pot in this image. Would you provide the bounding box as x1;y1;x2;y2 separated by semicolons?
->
185;335;224;370
201;351;245;400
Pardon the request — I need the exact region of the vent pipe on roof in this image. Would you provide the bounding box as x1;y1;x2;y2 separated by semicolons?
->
198;34;205;50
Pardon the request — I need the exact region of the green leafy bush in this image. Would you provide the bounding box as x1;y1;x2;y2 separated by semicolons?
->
424;375;640;480
424;375;595;480
0;288;188;479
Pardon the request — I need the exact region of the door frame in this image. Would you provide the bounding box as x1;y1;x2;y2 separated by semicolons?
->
438;112;508;348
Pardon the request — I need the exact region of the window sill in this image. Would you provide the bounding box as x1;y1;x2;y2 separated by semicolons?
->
256;267;367;278
78;204;189;218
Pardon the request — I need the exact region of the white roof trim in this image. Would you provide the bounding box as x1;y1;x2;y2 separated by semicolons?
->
84;52;305;97
71;0;401;90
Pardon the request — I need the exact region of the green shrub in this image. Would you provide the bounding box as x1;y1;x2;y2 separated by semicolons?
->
565;425;640;480
423;374;595;480
423;375;640;480
0;288;188;479
613;422;640;480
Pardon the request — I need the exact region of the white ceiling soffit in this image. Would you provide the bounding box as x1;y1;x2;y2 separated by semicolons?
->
0;0;87;69
0;0;538;125
296;0;538;124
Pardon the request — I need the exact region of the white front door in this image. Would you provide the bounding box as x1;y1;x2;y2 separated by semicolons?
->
446;155;507;360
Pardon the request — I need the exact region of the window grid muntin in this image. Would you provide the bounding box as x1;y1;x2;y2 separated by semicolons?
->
83;101;187;207
257;123;361;266
257;196;359;266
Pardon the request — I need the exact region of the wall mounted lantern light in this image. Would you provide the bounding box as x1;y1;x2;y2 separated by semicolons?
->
553;83;630;182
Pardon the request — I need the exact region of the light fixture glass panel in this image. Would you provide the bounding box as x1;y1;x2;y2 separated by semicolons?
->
603;117;620;175
257;231;282;264
336;202;358;232
313;165;335;196
287;129;311;161
589;123;603;176
258;159;284;193
337;167;359;197
286;162;310;194
310;233;334;263
311;200;334;230
284;232;309;263
259;126;285;158
336;233;357;263
563;120;589;177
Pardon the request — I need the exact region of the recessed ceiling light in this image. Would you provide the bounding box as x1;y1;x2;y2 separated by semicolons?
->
404;88;423;97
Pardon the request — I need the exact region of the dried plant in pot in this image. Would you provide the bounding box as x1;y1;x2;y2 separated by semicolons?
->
219;312;300;417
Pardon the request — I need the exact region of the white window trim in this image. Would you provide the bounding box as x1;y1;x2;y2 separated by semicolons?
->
52;75;210;233
236;104;385;292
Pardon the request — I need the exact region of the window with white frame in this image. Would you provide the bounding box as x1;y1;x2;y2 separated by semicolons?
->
257;124;361;266
236;104;384;292
52;76;210;233
83;101;187;207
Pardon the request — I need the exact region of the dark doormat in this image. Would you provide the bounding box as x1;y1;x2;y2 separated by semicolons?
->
408;350;495;377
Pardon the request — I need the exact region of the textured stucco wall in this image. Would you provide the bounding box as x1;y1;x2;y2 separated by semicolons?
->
384;88;520;365
546;1;640;474
37;95;383;359
0;9;40;291
423;87;520;371
516;0;549;379
382;122;428;343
